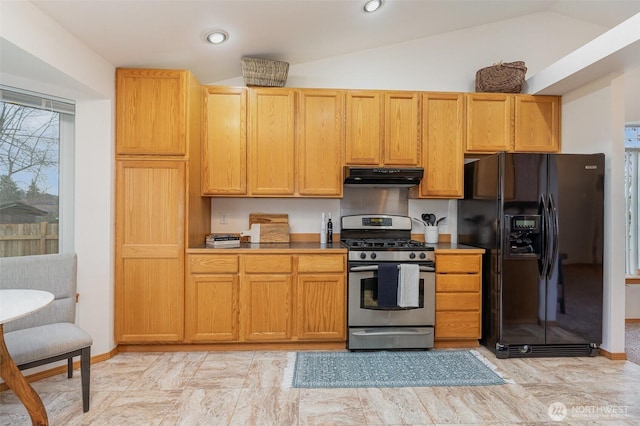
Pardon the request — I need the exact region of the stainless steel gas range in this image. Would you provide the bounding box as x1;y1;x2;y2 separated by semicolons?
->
341;214;435;350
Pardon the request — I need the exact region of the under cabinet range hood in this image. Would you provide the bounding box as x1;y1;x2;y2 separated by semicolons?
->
343;166;424;187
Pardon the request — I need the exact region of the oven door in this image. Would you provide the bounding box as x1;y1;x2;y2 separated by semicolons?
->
348;263;435;327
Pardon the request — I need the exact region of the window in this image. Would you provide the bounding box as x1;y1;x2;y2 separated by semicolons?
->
0;86;74;258
625;126;640;275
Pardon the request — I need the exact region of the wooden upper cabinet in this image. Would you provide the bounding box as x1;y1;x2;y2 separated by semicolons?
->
513;95;560;152
417;92;465;198
249;88;296;196
345;90;419;166
297;89;344;197
465;93;513;153
116;68;193;156
202;87;247;195
345;91;384;165
384;91;420;165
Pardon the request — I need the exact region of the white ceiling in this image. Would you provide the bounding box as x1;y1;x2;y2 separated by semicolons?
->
30;0;640;84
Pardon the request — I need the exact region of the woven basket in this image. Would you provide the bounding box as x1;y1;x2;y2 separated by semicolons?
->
241;57;289;87
475;61;527;93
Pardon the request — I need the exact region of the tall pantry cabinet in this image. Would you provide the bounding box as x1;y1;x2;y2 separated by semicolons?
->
115;68;210;343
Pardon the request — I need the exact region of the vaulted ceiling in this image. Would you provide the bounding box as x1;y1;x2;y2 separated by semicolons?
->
30;0;640;84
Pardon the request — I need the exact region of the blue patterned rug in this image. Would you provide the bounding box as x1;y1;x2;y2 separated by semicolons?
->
284;350;509;388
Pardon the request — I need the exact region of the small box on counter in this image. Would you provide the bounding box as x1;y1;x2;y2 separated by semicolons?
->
205;233;241;248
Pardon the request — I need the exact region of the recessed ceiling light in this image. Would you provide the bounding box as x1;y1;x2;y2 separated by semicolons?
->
363;0;383;13
205;30;229;44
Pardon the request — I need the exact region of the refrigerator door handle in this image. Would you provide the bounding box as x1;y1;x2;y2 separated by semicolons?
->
539;194;550;278
547;193;559;279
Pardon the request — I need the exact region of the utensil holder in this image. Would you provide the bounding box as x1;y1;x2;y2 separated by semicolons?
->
425;227;439;244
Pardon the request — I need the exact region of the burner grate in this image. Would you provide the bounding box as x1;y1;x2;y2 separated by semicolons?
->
342;238;430;250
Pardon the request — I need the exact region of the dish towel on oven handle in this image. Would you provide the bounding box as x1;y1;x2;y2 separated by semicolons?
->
397;264;420;308
377;263;399;308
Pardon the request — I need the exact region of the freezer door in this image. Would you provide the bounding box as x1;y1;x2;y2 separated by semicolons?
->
500;153;547;346
546;154;604;345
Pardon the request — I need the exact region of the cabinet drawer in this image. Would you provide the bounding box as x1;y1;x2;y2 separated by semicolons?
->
435;311;481;338
436;274;480;292
436;254;481;273
189;255;239;274
244;255;292;273
298;255;345;273
436;292;480;311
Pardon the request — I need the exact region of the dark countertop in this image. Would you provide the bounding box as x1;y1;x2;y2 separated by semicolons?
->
188;241;482;254
188;242;348;254
432;242;485;253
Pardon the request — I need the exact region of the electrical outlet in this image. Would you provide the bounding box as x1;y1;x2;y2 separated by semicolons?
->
220;212;228;224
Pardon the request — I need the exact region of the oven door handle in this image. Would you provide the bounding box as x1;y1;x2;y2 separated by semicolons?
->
352;329;433;336
349;265;435;273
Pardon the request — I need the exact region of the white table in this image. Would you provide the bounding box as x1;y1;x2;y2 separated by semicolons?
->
1;289;54;426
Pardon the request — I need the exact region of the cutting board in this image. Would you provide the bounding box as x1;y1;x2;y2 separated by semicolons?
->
249;213;289;226
258;223;290;243
246;213;289;243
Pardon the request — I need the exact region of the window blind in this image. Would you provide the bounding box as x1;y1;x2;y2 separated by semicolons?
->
0;85;75;115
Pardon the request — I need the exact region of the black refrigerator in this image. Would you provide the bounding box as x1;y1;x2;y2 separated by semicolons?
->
458;152;604;358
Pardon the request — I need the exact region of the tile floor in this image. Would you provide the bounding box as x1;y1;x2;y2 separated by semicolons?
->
2;345;640;425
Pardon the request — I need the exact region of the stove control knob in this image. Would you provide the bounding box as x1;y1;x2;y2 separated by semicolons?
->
359;252;367;260
419;252;426;259
370;252;377;260
409;252;416;259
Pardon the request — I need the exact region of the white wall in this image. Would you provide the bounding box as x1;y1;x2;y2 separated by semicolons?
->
627;67;640;123
561;74;627;353
627;286;640;319
214;11;606;90
1;1;115;355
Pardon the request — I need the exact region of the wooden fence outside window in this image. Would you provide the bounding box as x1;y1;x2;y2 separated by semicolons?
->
0;222;59;257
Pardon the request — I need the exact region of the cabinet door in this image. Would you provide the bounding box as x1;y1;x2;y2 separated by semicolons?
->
384;91;420;165
465;93;513;153
202;87;247;195
241;274;293;341
514;95;560;152
116;69;188;156
249;88;296;195
115;160;185;342
297;90;344;196
345;90;384;165
418;92;465;198
185;274;239;342
297;274;346;340
185;254;239;342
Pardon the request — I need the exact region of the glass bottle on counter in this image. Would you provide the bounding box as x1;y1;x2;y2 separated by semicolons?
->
327;213;333;244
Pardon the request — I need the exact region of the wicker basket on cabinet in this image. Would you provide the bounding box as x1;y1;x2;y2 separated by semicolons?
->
475;61;527;93
241;57;289;87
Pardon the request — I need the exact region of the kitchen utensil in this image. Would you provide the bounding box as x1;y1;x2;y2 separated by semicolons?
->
422;213;436;226
436;217;446;226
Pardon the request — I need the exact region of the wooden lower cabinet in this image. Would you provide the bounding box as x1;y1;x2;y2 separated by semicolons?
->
435;252;482;347
296;254;346;340
185;254;239;342
241;254;294;341
185;252;346;344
